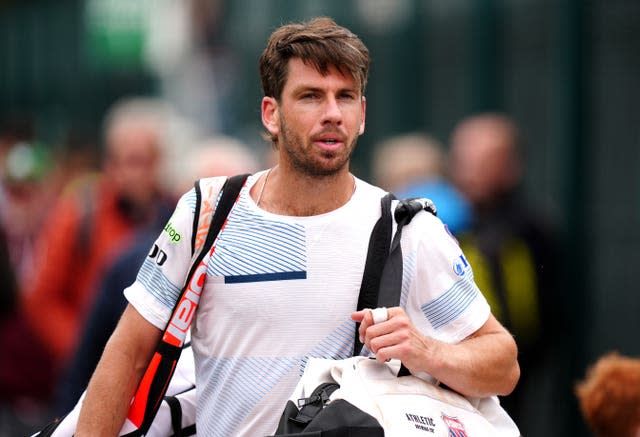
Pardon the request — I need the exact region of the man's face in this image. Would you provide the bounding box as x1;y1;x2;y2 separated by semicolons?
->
105;122;160;207
262;58;366;177
450;124;514;207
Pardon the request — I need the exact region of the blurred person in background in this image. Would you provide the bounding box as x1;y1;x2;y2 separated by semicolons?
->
575;351;640;437
0;120;60;435
22;97;175;362
54;134;259;415
449;112;559;430
0;124;100;318
371;132;471;235
1;142;55;289
0;98;175;432
0;140;54;331
21;97;176;366
0;116;33;203
0;118;53;289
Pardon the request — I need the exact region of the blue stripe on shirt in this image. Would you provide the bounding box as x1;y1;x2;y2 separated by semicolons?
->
421;277;479;329
224;271;307;284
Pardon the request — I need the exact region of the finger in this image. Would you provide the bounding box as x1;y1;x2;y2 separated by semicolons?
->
374;332;420;363
351;309;374;344
350;309;368;322
362;307;390;344
385;306;408;320
360;309;375;343
359;308;409;348
363;325;400;355
374;345;398;363
371;307;388;324
368;327;409;352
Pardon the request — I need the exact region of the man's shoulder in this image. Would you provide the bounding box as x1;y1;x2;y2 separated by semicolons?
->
353;177;387;206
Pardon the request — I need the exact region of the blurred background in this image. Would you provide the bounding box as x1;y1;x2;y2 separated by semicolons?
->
1;0;638;436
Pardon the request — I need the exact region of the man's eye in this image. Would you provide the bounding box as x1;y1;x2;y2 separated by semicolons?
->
301;93;317;100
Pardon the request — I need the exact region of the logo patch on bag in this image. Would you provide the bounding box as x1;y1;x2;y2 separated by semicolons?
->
442;413;468;437
405;413;436;433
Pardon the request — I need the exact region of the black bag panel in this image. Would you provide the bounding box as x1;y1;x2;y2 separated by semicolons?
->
272;399;384;437
306;399;384;435
276;400;307;434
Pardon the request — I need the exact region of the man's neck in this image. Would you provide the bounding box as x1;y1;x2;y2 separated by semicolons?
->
251;165;356;216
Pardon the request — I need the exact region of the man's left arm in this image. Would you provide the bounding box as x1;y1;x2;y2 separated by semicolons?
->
352;309;520;398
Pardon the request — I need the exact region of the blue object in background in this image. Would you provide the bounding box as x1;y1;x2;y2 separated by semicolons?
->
397;179;472;235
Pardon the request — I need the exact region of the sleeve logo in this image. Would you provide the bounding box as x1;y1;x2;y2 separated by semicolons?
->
453;254;469;276
148;244;168;266
163;221;182;243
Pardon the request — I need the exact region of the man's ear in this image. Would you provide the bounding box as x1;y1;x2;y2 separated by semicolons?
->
358;96;366;135
262;96;280;138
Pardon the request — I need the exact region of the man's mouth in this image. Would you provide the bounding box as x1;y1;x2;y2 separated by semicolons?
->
314;133;345;149
315;137;343;152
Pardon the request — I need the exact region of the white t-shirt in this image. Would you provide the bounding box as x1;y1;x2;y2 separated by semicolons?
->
125;171;490;437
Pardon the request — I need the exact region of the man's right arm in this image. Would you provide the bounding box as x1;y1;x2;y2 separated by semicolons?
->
75;304;162;437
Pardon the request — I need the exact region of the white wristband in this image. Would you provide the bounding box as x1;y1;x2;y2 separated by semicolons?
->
371;307;389;324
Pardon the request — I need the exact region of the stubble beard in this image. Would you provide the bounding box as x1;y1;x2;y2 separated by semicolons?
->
279;117;357;178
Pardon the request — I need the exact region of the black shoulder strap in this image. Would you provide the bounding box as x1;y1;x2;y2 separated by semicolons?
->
355;193;395;316
353;196;437;356
164;395;183;437
377;197;436;308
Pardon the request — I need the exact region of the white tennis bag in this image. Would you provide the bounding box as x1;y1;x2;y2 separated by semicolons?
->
30;343;197;437
288;356;520;437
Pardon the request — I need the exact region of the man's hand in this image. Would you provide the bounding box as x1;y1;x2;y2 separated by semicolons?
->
351;309;520;397
351;307;440;373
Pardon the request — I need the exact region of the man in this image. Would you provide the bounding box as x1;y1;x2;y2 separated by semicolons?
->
449;113;558;429
77;18;519;437
22;98;173;370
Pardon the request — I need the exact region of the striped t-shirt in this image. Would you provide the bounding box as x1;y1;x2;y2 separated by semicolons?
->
124;171;490;437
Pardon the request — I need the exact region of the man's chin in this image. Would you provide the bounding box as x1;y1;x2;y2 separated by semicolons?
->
313;151;352;174
303;158;349;177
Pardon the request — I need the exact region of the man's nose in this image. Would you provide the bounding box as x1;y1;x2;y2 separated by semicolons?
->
321;96;342;124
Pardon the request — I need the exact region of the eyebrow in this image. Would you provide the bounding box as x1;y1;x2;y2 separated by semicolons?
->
291;84;359;95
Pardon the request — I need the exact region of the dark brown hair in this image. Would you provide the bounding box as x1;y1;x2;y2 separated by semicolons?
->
259;17;370;101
